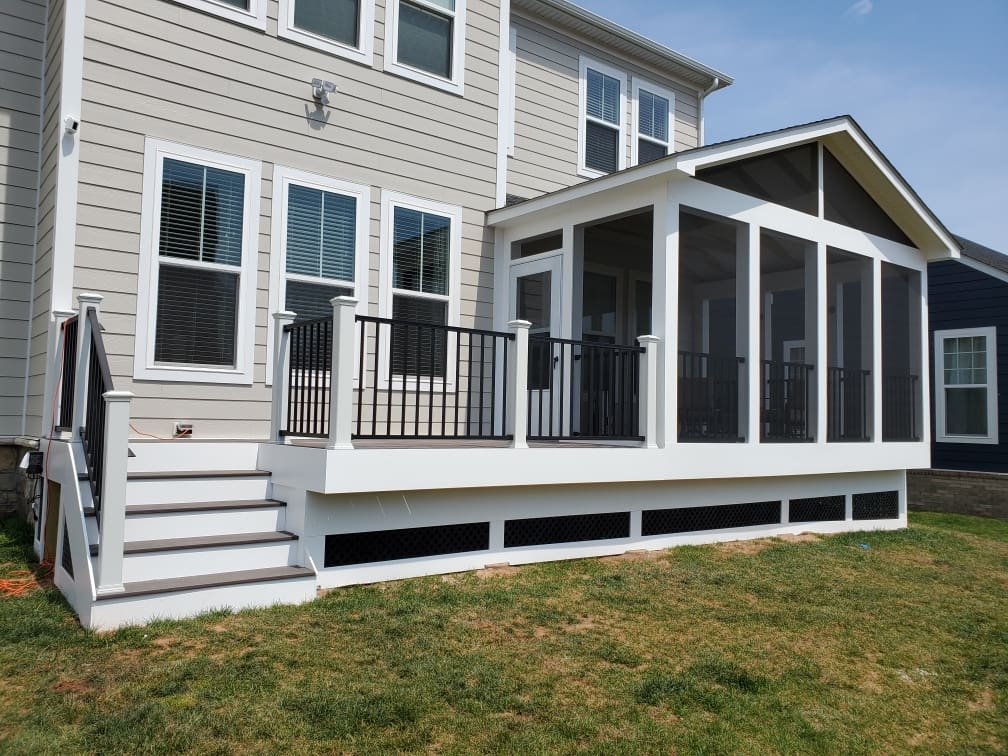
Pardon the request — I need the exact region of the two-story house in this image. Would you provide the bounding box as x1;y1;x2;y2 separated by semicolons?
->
0;0;960;629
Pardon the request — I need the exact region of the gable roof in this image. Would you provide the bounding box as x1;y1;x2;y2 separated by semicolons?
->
955;235;1008;275
510;0;732;92
490;115;960;259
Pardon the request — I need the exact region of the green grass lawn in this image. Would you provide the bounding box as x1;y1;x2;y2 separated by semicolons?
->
1;512;1006;754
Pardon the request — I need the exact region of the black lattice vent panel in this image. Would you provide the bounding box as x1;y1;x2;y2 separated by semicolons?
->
61;522;74;578
642;501;781;536
852;490;899;520
789;495;845;523
504;512;630;548
324;522;490;567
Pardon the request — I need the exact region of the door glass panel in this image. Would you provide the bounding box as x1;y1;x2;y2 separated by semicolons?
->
582;270;617;344
517;271;552;390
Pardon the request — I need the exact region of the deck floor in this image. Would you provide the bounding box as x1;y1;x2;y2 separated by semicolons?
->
287;437;640;449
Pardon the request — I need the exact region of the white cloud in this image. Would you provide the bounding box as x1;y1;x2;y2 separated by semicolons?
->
846;0;874;17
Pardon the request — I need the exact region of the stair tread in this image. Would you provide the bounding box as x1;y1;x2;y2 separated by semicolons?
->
78;469;271;481
94;566;316;601
88;531;297;557
84;499;286;517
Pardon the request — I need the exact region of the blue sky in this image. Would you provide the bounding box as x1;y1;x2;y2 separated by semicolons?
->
575;0;1008;251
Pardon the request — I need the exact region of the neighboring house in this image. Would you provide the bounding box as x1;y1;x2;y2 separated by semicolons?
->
909;237;1008;519
0;0;960;629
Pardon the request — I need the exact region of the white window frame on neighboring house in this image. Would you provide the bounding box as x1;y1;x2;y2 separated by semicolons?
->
378;190;462;390
577;56;627;179
278;0;375;65
383;0;467;96
135;139;262;385
934;326;999;444
170;0;267;29
631;77;675;166
266;166;371;386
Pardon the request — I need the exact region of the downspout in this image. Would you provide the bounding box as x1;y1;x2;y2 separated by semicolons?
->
698;76;720;146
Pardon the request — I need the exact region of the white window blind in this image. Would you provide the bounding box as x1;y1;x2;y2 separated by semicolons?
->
580;62;625;176
637;88;670;164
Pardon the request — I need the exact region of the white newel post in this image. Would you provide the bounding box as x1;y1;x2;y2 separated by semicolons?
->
72;293;102;437
96;390;133;595
328;296;358;451
637;335;660;449
508;319;531;449
270;311;296;444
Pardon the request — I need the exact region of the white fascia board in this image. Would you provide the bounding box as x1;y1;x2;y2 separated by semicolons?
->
951;254;1008;285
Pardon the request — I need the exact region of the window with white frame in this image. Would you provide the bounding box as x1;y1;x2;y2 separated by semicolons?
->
384;0;467;95
632;79;673;166
135;140;261;384
266;168;370;383
380;192;461;380
935;327;999;444
578;57;627;178
278;0;375;65
170;0;267;28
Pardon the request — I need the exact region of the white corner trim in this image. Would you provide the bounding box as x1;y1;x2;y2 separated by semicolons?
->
631;76;675;167
277;0;375;66
382;0;467;97
134;138;262;385
494;1;514;207
266;166;372;386
169;0;268;30
577;55;628;180
933;326;999;445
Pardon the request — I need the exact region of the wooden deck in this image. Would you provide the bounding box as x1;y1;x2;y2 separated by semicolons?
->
287;437;642;449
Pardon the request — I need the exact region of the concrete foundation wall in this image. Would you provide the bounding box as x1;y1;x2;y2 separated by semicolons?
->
0;442;38;518
908;468;1008;520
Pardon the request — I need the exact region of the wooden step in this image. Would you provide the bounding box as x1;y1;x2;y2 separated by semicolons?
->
89;531;297;557
83;499;286;518
78;469;271;481
93;566;316;601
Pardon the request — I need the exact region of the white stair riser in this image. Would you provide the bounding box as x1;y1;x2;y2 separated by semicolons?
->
122;541;298;583
124;507;286;541
86;577;318;631
126;442;262;474
124;477;270;505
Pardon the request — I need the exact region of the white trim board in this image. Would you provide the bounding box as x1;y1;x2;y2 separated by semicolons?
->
951;254;1008;286
134;138;262;385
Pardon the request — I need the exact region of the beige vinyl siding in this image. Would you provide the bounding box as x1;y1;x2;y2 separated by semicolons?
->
1;0;47;437
75;0;501;439
507;15;700;202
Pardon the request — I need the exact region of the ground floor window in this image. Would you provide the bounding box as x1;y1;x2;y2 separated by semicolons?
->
934;326;998;443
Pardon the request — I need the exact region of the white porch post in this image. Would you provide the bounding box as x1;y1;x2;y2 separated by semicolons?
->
270;311;296;444
72;293;102;437
637;335;660;448
813;241;828;443
872;258;883;443
653;190;679;448
51;309;77;438
508;319;531;449
328;296;358;451
746;225;762;445
859;259;875;440
560;225;576;340
95;390;133;595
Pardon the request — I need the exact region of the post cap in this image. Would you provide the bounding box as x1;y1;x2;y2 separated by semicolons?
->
507;319;533;330
77;292;103;305
331;296;359;309
272;311;297;321
102;390;135;402
53;309;77;318
637;334;661;345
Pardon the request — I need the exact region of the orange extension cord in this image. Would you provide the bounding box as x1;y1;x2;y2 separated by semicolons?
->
0;561;54;598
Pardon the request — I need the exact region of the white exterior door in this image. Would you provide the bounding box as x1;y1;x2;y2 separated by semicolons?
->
510;255;562;436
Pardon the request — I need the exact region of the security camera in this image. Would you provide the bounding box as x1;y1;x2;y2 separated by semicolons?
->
64;115;80;134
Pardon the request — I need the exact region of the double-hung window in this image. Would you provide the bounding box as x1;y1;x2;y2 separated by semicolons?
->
935;327;999;444
267;167;370;383
136;139;261;384
384;0;467;95
278;0;375;65
380;191;461;383
170;0;267;29
578;57;627;178
632;79;673;165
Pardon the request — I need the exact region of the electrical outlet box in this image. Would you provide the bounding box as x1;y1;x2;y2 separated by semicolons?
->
174;423;193;438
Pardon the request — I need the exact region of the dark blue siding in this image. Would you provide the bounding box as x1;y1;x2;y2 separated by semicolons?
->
928;259;1008;472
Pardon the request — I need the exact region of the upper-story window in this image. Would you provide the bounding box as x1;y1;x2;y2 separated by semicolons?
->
578;57;627;178
934;327;999;444
384;0;467;95
171;0;267;29
632;79;674;165
135;139;261;384
279;0;375;65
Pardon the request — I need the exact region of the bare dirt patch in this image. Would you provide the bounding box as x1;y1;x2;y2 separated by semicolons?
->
601;549;666;563
476;564;520;578
777;533;821;544
51;678;91;695
967;688;995;712
716;539;773;555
